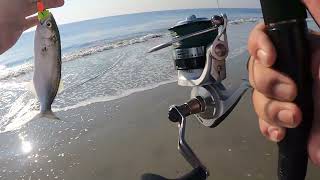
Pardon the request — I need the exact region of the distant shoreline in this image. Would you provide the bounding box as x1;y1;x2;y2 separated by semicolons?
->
54;8;262;27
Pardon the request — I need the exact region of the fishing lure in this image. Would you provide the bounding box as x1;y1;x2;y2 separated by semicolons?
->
37;0;50;21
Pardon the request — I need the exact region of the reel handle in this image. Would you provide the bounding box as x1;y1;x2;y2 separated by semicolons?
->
141;166;207;180
260;0;313;179
142;98;209;180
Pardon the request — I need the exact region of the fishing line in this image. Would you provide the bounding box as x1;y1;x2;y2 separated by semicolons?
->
216;0;222;14
60;52;126;93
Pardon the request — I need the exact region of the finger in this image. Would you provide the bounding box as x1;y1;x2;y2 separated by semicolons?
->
252;59;297;101
252;90;302;128
23;15;39;31
25;0;65;17
44;0;65;9
308;118;320;167
308;80;320;166
303;0;320;26
259;118;286;142
248;22;277;67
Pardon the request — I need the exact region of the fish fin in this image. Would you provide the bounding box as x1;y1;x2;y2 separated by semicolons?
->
241;78;249;82
58;81;64;94
26;81;36;96
34;110;60;120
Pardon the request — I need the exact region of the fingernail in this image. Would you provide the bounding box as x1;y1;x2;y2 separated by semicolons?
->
257;49;270;66
268;127;280;142
277;110;296;127
273;83;294;101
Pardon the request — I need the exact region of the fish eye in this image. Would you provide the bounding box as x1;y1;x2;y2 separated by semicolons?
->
46;22;52;28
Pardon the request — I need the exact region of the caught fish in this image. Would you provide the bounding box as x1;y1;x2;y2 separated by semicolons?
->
33;12;62;119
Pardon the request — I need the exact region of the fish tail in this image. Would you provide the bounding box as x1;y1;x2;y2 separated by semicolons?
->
35;110;60;120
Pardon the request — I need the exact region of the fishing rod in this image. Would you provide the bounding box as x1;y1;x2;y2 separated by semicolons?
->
260;0;313;180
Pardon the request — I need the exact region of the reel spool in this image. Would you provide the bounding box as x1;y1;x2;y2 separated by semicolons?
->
168;14;228;86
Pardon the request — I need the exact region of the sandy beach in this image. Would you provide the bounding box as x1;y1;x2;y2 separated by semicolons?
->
0;80;319;180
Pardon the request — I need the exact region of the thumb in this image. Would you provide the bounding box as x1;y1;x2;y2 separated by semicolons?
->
23;15;39;31
308;31;320;79
308;80;320;166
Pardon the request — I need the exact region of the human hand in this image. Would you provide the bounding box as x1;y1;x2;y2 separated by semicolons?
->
248;0;320;166
0;0;64;54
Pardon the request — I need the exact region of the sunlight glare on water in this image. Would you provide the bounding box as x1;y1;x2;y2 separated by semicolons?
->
21;141;32;154
19;134;33;154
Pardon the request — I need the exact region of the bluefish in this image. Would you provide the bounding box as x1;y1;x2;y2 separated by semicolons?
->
33;12;61;119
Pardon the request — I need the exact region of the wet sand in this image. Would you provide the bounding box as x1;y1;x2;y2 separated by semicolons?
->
0;50;319;179
0;81;320;180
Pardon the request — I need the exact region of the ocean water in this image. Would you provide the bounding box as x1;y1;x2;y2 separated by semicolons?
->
0;8;263;132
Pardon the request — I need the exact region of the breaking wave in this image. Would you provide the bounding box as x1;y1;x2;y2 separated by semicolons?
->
0;63;34;81
62;33;163;62
0;33;163;81
229;17;261;25
0;17;260;82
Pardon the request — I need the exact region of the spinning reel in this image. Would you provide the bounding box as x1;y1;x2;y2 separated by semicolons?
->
143;14;250;180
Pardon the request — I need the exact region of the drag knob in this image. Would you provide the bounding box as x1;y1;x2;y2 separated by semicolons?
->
212;15;224;26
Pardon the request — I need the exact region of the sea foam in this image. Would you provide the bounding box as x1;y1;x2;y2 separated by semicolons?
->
0;33;163;81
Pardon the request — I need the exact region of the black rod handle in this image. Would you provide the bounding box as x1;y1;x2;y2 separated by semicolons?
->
260;1;313;180
268;21;313;179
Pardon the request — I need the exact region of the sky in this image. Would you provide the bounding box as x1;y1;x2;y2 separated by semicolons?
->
50;0;260;24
